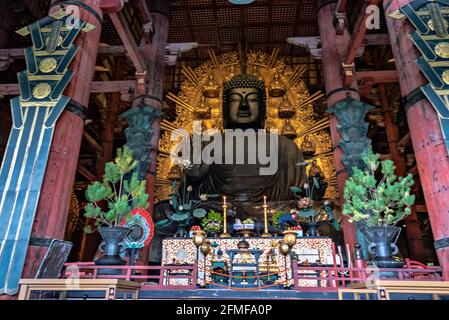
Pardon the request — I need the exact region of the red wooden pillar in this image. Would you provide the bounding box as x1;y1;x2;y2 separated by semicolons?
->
384;0;449;279
317;1;359;249
140;0;170;264
21;0;104;278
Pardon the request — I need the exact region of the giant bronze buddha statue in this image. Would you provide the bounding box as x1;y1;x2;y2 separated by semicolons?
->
150;75;324;262
186;74;306;210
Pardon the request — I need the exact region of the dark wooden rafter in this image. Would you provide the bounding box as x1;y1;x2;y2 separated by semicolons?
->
0;81;136;96
77;164;97;182
134;0;152;44
289;0;304;67
185;3;200;66
109;11;147;93
265;0;273;54
357;70;398;82
83;130;103;154
336;0;348;13
100;0;125;14
343;0;381;86
212;0;221;51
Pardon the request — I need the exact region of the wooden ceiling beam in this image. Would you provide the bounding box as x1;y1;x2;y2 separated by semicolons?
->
109;12;147;74
398;132;411;148
83;130;103;154
364;34;390;46
169;21;317;30
346;0;382;64
343;0;381;86
100;0;125;14
0;80;136;96
336;0;348;13
170;1;301;11
356;70;399;83
77;164;97;182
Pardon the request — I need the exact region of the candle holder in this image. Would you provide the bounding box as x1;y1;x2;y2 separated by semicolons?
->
220;198;231;238
261;198;271;237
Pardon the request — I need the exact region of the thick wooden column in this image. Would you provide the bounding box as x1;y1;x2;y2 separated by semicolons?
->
317;1;359;249
140;0;170;264
22;1;103;278
384;0;449;279
379;84;426;262
0;2;14;48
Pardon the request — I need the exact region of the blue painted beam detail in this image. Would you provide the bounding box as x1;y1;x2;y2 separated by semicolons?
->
0;12;92;295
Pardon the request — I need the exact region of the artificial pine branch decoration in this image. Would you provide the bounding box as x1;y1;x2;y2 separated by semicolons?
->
343;147;415;227
84;146;149;232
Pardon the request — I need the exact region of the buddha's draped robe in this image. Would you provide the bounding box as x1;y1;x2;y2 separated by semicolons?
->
186;132;306;205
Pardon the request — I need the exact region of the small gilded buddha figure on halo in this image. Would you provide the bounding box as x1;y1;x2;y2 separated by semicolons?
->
300;134;316;159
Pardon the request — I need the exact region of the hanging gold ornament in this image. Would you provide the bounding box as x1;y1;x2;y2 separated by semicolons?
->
269;73;286;97
278;95;295;119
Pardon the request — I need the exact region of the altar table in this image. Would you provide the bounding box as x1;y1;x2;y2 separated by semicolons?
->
162;237;333;287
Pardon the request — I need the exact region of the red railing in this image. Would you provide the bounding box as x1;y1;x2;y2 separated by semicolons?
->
291;262;443;292
63;262;198;290
63;259;443;292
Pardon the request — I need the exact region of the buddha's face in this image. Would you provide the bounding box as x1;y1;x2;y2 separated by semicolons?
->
227;87;260;126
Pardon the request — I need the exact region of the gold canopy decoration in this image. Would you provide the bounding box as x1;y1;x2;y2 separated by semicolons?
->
156;50;337;202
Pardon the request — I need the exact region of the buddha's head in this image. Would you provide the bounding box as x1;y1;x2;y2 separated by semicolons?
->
222;74;266;129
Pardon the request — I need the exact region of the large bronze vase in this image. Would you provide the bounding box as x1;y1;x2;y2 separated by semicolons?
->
361;226;403;269
95;226;130;275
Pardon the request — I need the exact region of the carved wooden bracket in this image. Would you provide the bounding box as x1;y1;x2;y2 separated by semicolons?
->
165;42;199;66
287;37;363;60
